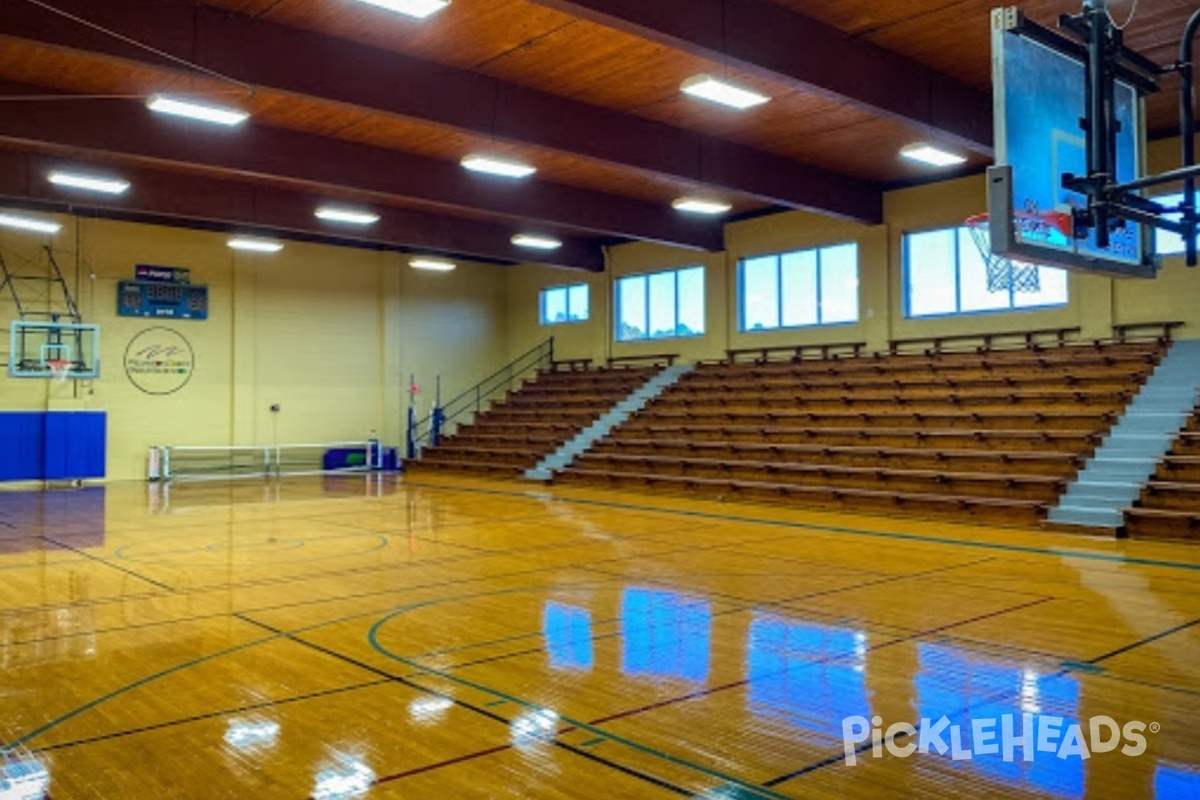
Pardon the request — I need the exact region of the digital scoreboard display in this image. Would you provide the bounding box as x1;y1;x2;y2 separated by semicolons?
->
118;280;208;320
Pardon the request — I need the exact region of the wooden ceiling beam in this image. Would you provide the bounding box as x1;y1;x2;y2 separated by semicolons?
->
0;148;606;270
0;0;882;223
529;0;994;155
0;83;719;252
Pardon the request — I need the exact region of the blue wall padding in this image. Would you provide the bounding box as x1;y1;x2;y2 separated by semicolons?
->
0;411;106;481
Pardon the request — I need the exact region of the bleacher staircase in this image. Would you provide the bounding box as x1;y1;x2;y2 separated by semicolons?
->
1049;340;1200;531
525;363;694;481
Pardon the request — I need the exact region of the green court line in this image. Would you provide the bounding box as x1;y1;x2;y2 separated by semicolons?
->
485;699;508;708
367;598;795;800
403;479;1200;573
579;737;606;748
1061;660;1106;674
1;633;281;751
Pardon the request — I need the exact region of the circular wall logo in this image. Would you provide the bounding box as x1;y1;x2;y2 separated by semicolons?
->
124;327;195;395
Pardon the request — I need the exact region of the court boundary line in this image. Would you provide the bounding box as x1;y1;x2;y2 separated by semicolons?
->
401;479;1200;573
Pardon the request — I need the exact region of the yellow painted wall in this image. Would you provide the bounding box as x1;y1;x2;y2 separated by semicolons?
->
0;215;508;481
509;135;1200;364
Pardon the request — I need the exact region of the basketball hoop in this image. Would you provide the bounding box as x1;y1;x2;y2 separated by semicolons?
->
45;360;71;381
965;211;1072;294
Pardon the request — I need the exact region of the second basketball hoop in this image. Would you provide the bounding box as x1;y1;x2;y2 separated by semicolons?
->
966;210;1072;293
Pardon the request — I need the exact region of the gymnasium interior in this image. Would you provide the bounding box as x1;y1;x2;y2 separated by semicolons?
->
2;0;1200;797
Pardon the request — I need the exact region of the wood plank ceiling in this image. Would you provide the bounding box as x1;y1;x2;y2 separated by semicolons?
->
0;0;1192;270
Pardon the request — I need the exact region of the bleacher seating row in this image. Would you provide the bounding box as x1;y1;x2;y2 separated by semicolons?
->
404;363;662;478
1126;412;1200;540
406;337;1173;528
552;341;1161;526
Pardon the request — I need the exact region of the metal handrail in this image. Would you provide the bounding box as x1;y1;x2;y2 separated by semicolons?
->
407;337;554;457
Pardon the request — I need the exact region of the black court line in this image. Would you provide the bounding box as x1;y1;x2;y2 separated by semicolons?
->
38;678;391;752
1086;615;1200;664
0;516;731;617
762;594;1057;788
397;557;1001;680
231;615;701;798
43;536;174;591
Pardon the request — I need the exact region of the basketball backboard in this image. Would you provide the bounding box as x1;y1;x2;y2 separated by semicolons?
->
989;6;1157;278
8;320;100;379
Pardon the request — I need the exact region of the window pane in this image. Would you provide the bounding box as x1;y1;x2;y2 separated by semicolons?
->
958;229;1012;313
741;257;779;331
541;287;567;325
677;267;705;336
648;271;678;339
905;230;958;317
781;251;818;327
567;284;589;321
1152;192;1200;256
1014;266;1069;308
617;275;647;341
819;243;859;324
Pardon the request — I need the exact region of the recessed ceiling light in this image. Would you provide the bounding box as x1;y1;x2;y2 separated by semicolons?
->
0;212;61;234
461;155;537;179
511;234;562;250
147;94;250;127
900;143;967;167
315;206;380;225
410;258;456;272
228;237;283;253
672;197;732;215
47;171;130;195
680;74;770;110
349;0;450;19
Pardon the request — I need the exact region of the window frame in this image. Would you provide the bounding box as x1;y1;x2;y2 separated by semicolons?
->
538;282;590;326
736;242;860;333
901;225;1069;320
614;265;706;342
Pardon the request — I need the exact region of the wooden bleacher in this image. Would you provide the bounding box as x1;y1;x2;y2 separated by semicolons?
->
555;337;1165;526
405;361;666;477
1126;407;1200;540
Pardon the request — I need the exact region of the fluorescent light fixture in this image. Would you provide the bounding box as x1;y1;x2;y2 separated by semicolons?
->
409;258;456;272
228;237;283;253
147;94;249;126
48;170;130;195
680;74;770;110
900;143;967;167
0;212;61;234
511;234;562;250
672;197;732;215
315;206;380;225
350;0;450;19
461;155;537;179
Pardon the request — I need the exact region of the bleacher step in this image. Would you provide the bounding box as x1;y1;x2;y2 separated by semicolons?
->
525;363;695;481
1048;339;1200;532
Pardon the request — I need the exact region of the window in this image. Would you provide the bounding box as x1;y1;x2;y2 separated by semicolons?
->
738;243;859;331
1151;192;1200;256
903;226;1068;318
615;266;705;341
539;283;589;325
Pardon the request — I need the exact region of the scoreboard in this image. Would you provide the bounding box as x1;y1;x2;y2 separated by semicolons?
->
118;281;208;320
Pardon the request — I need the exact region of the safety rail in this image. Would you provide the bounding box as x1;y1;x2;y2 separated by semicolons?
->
724;341;866;364
406;337;554;458
887;327;1082;356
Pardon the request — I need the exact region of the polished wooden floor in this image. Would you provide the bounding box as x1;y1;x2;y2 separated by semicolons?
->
2;474;1200;799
